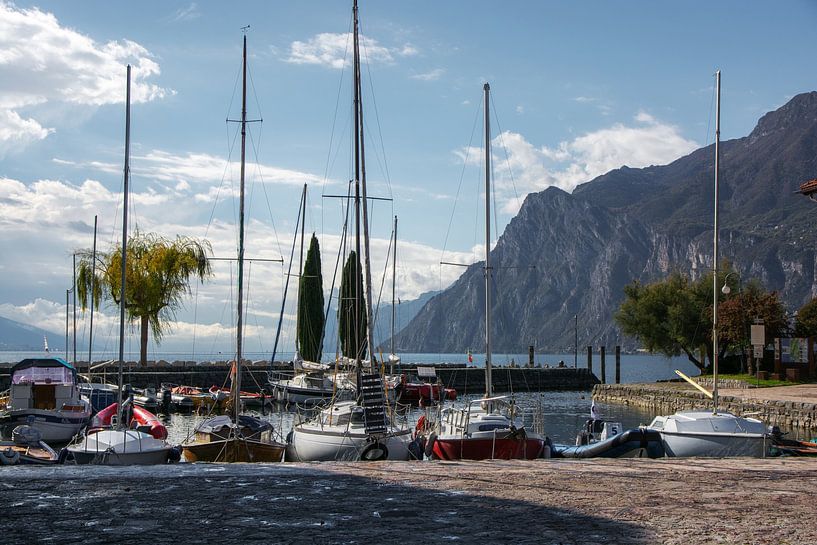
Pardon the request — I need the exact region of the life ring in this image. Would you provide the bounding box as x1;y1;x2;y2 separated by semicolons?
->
360;441;389;461
0;447;20;466
424;432;437;458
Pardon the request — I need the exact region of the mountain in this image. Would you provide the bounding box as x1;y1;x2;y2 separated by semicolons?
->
395;92;817;353
0;315;59;351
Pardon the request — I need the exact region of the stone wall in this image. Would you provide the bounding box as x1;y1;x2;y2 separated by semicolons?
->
593;383;817;438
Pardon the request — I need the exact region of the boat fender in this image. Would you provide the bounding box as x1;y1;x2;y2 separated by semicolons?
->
360;441;389;461
168;446;182;463
0;447;20;466
285;429;293;445
57;447;74;465
424;432;437;458
415;415;427;437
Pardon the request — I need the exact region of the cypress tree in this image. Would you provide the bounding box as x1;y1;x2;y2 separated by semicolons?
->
339;250;367;359
297;233;325;362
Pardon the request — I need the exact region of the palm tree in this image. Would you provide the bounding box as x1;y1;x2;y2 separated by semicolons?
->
76;232;212;366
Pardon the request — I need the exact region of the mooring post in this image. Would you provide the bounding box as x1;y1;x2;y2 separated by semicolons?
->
586;346;593;374
600;346;606;384
615;345;621;384
528;345;534;367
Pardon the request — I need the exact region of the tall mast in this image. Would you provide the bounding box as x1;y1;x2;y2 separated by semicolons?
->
712;70;721;414
294;183;307;356
234;34;248;423
352;0;363;371
390;214;397;374
117;65;131;425
72;253;76;363
88;215;97;375
483;82;493;398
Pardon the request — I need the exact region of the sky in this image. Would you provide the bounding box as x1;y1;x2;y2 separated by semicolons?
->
0;0;815;360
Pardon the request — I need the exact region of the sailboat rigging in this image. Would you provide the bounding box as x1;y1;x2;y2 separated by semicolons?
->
181;31;286;463
420;83;546;461
287;0;411;462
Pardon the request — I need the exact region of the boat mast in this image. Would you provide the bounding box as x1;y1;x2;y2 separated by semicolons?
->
483;82;493;399
116;65;131;426
294;183;307;357
234;33;248;424
390;214;397;374
352;0;363;374
88;215;97;375
712;70;721;414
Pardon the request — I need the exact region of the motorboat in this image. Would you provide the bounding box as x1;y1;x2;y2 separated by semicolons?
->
270;371;356;405
287;400;411;461
0;424;60;465
67;428;174;465
0;357;92;444
394;372;457;405
77;378;119;412
648;411;767;457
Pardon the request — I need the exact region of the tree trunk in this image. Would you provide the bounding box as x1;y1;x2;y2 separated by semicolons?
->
140;315;149;367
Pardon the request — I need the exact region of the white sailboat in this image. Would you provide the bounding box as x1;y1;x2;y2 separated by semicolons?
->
67;65;174;465
287;0;411;462
181;32;286;463
424;83;546;461
648;71;767;458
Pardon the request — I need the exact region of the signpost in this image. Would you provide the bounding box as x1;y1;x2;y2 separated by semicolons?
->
751;321;765;382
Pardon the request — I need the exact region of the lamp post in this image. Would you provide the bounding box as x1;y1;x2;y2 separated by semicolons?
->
721;272;747;374
574;314;578;368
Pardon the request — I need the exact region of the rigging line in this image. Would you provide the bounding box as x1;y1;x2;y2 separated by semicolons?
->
372;224;394;336
246;119;284;260
246;55;263;124
492;99;522;214
441;95;483;263
205;121;242;238
705;73;716;147
361;42;393;199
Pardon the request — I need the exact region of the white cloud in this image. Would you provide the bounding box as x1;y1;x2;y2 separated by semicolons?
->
286;32;416;69
0;109;53;157
0;3;171;154
411;68;444;81
455;112;699;214
515;105;525;114
169;3;200;22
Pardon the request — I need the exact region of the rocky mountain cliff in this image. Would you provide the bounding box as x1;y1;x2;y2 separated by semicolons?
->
394;92;817;353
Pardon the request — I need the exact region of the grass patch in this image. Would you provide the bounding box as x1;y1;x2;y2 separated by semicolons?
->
700;373;807;388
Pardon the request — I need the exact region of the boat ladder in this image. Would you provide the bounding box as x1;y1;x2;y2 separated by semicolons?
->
359;373;388;435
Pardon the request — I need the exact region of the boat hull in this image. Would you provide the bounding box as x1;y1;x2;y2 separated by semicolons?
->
551;428;665;458
2;409;90;444
0;440;59;465
67;430;172;465
288;427;411;461
182;437;285;463
432;435;544;461
660;431;767;457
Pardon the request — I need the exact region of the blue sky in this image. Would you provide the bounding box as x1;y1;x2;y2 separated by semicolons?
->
1;1;815;359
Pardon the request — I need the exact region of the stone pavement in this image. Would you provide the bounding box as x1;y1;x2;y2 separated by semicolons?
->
1;457;815;544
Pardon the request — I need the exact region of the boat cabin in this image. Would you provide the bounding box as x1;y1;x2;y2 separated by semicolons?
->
10;358;78;411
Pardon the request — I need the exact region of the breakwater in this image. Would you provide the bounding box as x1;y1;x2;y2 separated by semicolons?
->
593;383;817;438
0;361;599;393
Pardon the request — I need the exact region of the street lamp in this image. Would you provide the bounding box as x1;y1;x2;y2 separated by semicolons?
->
720;271;747;373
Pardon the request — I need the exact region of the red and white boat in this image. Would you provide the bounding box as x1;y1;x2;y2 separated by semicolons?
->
396;373;457;404
421;83;546;460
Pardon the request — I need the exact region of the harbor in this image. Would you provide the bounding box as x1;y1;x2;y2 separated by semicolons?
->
2;458;815;544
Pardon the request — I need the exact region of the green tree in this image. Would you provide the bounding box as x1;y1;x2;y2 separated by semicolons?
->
297;234;325;362
76;232;212;366
794;298;817;337
338;250;367;360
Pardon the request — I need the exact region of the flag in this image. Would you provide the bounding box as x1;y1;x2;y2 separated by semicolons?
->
467;350;473;363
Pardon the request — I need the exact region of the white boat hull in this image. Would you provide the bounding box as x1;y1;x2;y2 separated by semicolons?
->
67;429;172;465
3;408;91;444
660;431;767;457
288;426;411;461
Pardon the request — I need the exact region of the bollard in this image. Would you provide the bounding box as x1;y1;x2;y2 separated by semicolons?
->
587;346;593;374
528;345;535;367
600;346;606;384
615;345;621;384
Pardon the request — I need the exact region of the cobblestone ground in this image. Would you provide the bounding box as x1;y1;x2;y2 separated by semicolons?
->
1;458;814;544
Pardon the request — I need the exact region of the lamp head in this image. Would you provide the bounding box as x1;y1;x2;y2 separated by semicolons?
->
721;284;731;295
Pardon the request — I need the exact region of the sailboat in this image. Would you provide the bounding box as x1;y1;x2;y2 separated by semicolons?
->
181;32;286;463
267;185;356;405
287;0;411;462
424;83;546;461
67;65;174;465
647;71;767;457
